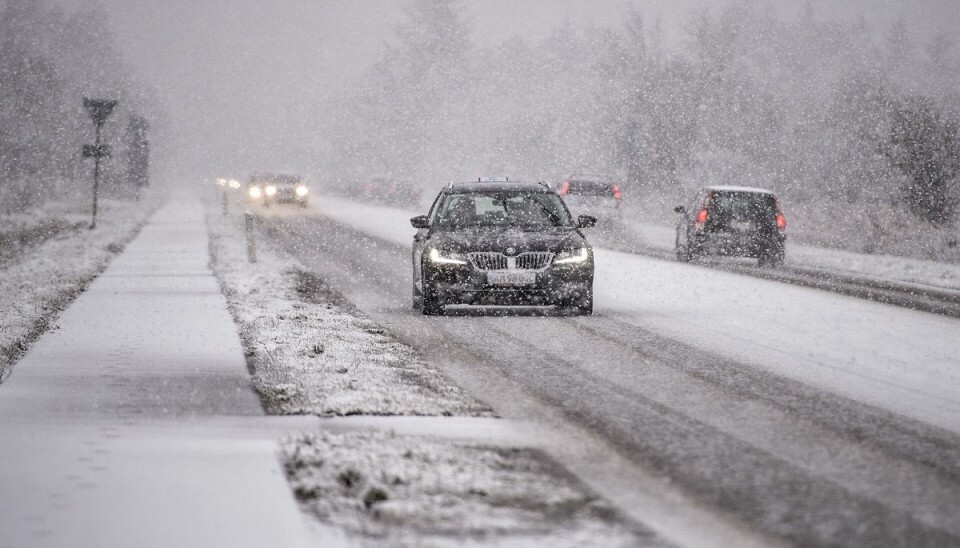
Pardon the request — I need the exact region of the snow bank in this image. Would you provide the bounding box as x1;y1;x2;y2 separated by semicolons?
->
207;204;490;417
282;431;655;548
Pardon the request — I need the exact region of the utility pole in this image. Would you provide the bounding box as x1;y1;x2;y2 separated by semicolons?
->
83;98;118;229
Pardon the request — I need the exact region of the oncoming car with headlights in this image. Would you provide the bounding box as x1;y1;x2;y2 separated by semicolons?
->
410;180;596;316
246;173;310;207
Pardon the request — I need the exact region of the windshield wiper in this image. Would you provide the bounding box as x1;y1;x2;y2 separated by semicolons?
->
537;204;564;226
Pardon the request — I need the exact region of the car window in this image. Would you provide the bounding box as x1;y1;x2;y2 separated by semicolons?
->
568;180;613;196
435;192;573;228
708;192;777;221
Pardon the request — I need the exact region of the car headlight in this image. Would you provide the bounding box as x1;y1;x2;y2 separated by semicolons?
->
295;185;309;197
216;178;227;187
248;186;262;198
429;248;467;265
265;185;277;196
229;179;240;189
553;247;590;265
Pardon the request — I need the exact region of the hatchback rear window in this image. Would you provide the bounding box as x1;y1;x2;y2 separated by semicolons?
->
567;180;615;196
708;192;777;220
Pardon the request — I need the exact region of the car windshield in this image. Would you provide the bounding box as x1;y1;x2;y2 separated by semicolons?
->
274;176;302;186
435;192;573;228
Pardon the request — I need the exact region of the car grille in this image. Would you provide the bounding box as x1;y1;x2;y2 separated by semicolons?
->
468;252;554;271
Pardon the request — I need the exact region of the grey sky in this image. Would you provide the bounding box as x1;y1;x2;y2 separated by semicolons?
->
75;0;960;182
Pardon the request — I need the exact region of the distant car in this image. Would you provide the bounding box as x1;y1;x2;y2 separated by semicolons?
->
558;174;622;227
410;180;596;315
247;173;309;207
360;175;422;207
674;185;786;267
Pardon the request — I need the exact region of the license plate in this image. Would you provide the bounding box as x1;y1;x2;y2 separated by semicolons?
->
731;220;754;232
487;271;536;286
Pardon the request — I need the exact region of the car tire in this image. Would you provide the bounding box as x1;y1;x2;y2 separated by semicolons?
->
412;284;422;311
421;282;444;316
688;243;704;261
758;243;785;268
576;296;593;316
676;245;692;262
561;291;593;316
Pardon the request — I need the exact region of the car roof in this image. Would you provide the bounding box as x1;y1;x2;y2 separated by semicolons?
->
250;172;301;180
704;185;776;195
446;181;553;194
567;173;615;181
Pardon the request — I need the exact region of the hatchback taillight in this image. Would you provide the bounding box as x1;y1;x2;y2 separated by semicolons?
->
612;184;622;201
695;208;708;225
774;197;786;230
559;181;569;195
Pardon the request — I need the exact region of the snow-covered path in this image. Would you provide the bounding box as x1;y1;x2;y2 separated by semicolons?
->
0;192;328;548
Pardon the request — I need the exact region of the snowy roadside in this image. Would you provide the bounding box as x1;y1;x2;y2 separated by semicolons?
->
207;206;489;417
0;198;155;382
0;201;88;267
207;202;657;546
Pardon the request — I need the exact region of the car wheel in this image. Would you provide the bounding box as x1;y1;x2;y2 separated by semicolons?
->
576;294;593;316
411;283;422;311
688;243;704;261
758;246;784;268
421;282;444;316
676;245;692;262
561;291;593;316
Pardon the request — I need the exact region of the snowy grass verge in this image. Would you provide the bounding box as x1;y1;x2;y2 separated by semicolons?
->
0;201;89;267
0;198;155;382
282;431;658;548
207;207;490;417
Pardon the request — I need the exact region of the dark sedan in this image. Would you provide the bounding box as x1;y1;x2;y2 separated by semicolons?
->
411;181;596;315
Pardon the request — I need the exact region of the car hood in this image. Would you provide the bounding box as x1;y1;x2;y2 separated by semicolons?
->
431;227;588;253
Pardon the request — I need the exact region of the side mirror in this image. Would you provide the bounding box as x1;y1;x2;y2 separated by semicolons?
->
674;205;685;214
577;215;597;229
410;215;430;229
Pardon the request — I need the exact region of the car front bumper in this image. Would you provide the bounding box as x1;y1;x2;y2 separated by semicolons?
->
424;263;593;306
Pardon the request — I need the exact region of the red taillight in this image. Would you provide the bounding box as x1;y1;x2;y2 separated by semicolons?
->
695;208;708;225
776;212;786;230
612;184;622;200
774;197;786;230
559;181;570;195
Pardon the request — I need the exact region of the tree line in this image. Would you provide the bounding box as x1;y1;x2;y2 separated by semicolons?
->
325;0;960;224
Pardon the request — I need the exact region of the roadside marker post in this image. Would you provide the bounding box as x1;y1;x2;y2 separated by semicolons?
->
245;211;257;263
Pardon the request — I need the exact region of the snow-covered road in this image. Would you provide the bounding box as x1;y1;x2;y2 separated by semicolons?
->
306;196;960;434
253;195;960;547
